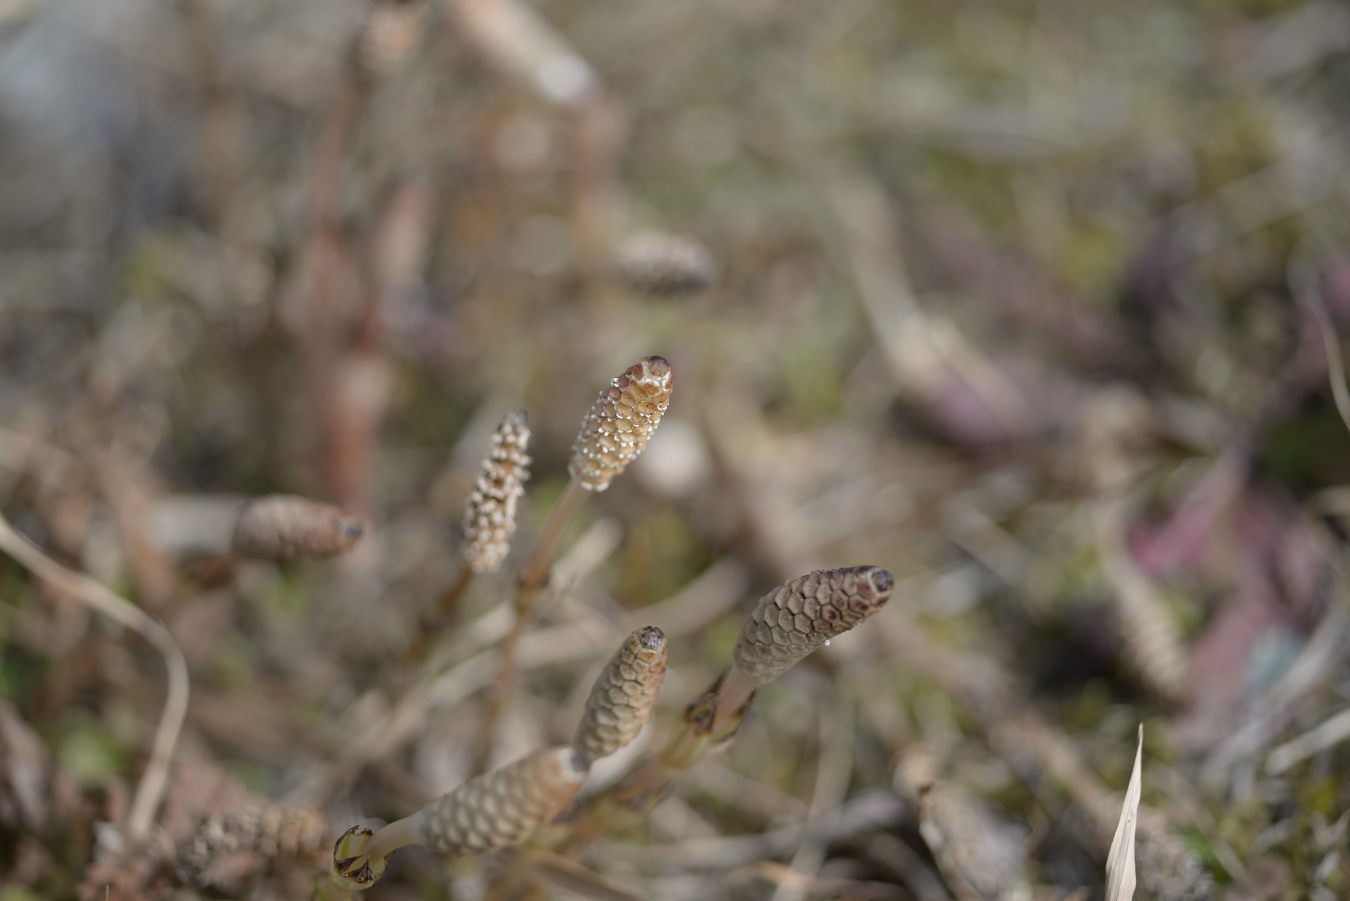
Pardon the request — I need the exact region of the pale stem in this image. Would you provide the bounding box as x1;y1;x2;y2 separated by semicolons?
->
518;479;588;591
404;562;476;663
474;478;589;773
365;813;426;860
709;664;758;737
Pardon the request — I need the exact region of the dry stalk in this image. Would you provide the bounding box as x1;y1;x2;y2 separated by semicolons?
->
299;1;427;513
0;512;189;845
769;698;855;901
821;169;1035;443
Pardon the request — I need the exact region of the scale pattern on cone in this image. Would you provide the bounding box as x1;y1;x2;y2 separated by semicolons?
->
417;747;588;857
575;626;668;762
733;566;894;685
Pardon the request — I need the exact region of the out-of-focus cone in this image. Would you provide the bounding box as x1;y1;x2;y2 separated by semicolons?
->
231;495;364;562
615;232;718;298
461;411;532;575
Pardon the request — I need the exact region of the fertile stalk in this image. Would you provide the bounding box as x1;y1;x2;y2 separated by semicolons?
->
333;747;588;891
407;411;531;663
473;357;674;773
547;566;894;856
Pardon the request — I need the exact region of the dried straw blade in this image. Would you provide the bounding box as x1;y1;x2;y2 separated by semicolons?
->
1106;725;1144;901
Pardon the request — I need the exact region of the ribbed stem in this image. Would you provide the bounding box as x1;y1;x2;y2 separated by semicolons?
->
519;479;588;591
474;478;588;773
709;663;757;737
403;564;476;663
364;815;423;860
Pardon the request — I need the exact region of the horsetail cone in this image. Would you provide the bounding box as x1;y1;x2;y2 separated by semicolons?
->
568;356;673;492
575;626;668;762
615;232;718;298
461;411;532;574
231;495;365;562
415;746;588;857
179;804;327;884
733;566;894;685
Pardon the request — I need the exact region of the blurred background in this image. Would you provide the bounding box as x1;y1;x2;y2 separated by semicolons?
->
2;0;1350;897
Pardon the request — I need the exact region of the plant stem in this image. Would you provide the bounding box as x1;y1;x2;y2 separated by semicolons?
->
364;814;424;860
404;563;476;663
473;478;589;773
311;79;369;227
519;479;588;591
709;664;757;737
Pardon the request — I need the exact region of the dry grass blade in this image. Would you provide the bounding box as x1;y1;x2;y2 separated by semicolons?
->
0;512;190;844
1106;725;1144;901
1267;705;1350;774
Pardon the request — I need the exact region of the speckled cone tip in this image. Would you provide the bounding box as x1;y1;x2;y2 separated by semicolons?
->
461;411;532;574
417;746;588;857
231;495;365;562
568;356;673;492
733;565;894;685
575;626;668;762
